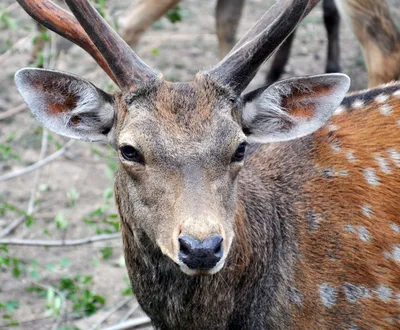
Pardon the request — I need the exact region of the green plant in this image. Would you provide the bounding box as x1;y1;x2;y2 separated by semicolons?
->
55;211;69;231
165;5;182;24
29;275;106;319
0;9;18;30
0;202;35;227
100;246;113;260
58;275;105;317
0;144;21;161
0;245;23;278
0;300;20;327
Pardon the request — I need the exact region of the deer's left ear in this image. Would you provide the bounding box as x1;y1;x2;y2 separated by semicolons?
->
241;74;350;143
15;68;115;143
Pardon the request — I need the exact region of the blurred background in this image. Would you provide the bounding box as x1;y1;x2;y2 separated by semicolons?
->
0;0;400;329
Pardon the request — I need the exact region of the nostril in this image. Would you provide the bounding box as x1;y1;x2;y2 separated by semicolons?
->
211;236;223;258
214;242;222;255
178;237;192;257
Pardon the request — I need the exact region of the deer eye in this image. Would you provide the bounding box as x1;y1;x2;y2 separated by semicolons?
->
231;142;247;163
120;145;144;164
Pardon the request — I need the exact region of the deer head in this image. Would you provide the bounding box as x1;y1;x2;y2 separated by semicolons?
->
15;0;350;275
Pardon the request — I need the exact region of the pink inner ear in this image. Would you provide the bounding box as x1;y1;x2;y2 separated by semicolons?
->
282;83;333;120
47;94;78;115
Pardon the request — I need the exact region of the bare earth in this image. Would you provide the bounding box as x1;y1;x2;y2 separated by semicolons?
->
1;0;400;329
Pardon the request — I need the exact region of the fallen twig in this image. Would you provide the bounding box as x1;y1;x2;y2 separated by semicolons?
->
89;297;133;330
117;300;139;324
27;130;49;214
0;140;75;182
100;316;151;330
0;199;54;238
0;104;26;121
0;233;121;247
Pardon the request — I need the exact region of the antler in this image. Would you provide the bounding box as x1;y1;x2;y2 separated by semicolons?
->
17;0;160;90
205;0;321;94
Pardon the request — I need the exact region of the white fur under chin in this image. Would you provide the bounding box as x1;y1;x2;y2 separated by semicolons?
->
178;257;226;276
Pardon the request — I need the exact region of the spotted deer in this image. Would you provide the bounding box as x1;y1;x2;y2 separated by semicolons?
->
15;0;400;329
121;0;400;87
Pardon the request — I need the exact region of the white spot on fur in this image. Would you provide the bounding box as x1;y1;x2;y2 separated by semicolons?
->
393;89;400;97
375;94;389;103
345;224;355;233
343;284;371;303
331;140;342;153
363;168;380;186
375;285;392;302
362;204;373;217
352;99;364;109
338;170;349;177
334;105;346;115
388;148;400;167
375;154;392;174
327;124;339;132
393;245;400;263
346;151;357;163
390;223;400;234
358;226;371;242
319;284;337;308
383;251;392;260
380;104;393;116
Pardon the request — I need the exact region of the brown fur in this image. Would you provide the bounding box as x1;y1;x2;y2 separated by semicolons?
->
113;78;400;329
292;89;400;328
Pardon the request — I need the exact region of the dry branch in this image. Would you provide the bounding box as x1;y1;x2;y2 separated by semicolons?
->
0;140;75;182
89;297;133;330
0;104;26;121
100;316;151;330
0;233;121;247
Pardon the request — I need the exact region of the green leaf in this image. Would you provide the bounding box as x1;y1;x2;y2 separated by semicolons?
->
100;247;113;260
55;212;68;230
4;301;20;313
151;48;160;56
59;258;71;268
165;6;182;24
103;188;113;200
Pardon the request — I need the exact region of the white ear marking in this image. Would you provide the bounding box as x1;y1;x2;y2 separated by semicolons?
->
375;94;389;104
351;99;364;109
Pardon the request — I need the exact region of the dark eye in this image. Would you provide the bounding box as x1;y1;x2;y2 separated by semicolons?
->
120;145;144;164
231;142;247;163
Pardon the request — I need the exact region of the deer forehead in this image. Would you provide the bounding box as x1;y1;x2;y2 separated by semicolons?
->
117;79;244;154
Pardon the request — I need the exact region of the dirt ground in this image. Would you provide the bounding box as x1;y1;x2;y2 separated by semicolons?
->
1;0;400;329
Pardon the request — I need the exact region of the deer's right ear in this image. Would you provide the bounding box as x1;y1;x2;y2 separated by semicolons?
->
15;68;115;143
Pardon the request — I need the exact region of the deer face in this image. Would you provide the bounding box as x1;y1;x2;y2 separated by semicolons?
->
114;77;245;275
15;67;350;275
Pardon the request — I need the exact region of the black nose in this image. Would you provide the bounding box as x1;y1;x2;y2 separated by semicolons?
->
178;235;223;270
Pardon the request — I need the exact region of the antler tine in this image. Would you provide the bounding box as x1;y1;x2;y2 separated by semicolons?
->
205;0;321;94
17;0;119;85
64;0;161;90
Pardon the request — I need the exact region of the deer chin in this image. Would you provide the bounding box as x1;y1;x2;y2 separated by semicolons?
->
178;257;227;276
